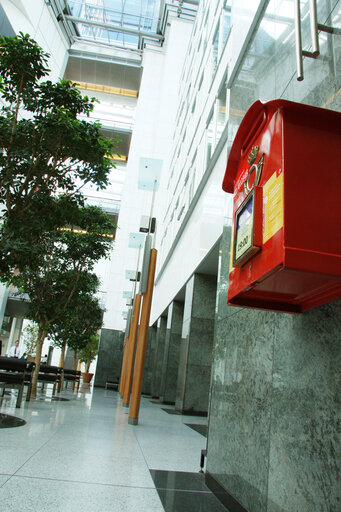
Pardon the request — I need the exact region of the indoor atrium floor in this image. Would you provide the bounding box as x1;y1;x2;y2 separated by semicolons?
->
0;385;229;511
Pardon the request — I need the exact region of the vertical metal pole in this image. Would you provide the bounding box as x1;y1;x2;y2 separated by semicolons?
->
122;293;142;407
149;179;157;227
128;249;157;425
120;243;142;397
310;0;320;57
294;0;304;81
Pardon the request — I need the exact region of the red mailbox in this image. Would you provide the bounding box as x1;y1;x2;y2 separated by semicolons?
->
223;99;341;313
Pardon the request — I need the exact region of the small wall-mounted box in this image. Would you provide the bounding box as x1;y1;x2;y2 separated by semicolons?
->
139;216;156;234
222;99;341;313
129;271;141;282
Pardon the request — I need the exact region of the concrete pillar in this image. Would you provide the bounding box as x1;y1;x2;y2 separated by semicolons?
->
175;273;217;414
8;317;18;347
160;301;184;404
0;284;9;332
151;316;167;398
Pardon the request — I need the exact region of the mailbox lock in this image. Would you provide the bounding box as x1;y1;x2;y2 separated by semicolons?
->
244;153;264;196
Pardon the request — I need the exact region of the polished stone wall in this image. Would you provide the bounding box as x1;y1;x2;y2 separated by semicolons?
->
160;301;184;404
175;273;217;414
94;329;124;387
143;324;157;394
207;226;341;512
151;316;167;397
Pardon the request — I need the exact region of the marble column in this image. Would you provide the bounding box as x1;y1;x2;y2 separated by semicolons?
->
159;301;183;404
175;273;217;414
94;329;124;387
206;225;341;512
142;324;157;395
151;316;167;398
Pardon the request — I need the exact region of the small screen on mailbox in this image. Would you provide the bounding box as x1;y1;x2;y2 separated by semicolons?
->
234;194;254;263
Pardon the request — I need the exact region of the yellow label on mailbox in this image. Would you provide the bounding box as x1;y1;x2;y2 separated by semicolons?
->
263;169;283;243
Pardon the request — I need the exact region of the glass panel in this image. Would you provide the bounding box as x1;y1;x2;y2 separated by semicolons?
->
206;113;214;167
217;80;227;142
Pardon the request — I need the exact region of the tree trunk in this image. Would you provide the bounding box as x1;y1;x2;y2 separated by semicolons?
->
31;327;47;398
72;350;77;371
85;361;91;373
58;341;66;391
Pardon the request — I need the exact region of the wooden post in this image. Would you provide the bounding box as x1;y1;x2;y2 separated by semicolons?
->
122;293;142;407
119;336;130;397
128;249;157;425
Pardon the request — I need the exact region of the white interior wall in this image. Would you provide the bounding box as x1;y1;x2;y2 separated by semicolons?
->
101;16;193;332
1;0;69;80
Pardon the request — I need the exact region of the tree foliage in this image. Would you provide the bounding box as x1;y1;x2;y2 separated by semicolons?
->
48;276;104;355
0;32;119;277
21;322;39;356
11;205;114;395
79;333;100;373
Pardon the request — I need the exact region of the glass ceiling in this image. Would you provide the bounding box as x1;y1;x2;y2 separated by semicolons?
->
68;0;160;49
62;0;198;50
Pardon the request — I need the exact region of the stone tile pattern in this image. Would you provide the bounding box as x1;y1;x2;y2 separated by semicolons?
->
207;226;341;512
175;273;217;414
151;317;167;397
94;329;124;387
143;325;157;395
160;301;184;403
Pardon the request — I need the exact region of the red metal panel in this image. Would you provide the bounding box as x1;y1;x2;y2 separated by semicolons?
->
223;99;341;313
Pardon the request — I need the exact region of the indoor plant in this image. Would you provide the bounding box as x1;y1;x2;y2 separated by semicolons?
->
79;333;100;384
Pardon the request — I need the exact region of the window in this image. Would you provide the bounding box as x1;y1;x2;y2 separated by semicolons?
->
212;25;220;76
206;111;214;167
217;79;228;142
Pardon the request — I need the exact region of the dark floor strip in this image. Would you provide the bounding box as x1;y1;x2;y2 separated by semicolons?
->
161;408;181;415
184;423;208;437
150;470;230;512
205;472;248;512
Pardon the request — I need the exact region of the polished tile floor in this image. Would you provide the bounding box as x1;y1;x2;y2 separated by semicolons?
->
0;385;227;511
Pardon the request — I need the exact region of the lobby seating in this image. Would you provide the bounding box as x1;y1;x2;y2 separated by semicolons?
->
38;363;62;395
61;369;81;391
0;356;36;407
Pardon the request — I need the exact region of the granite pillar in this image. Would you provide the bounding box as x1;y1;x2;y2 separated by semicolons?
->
175;273;217;414
206;225;341;512
151;316;167;398
94;329;124;387
160;301;183;404
142;324;157;395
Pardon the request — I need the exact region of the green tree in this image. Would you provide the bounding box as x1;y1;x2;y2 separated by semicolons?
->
48;280;104;381
79;333;100;374
12;205;114;396
0;33;118;277
21;322;39;356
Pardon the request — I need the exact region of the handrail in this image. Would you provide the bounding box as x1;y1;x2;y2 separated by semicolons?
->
309;0;320;57
295;0;340;81
294;0;304;81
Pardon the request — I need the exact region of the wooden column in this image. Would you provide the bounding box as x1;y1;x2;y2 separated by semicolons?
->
128;249;157;425
123;293;142;407
119;335;130;397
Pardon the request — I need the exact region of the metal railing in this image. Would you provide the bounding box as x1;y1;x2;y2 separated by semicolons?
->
294;0;340;81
